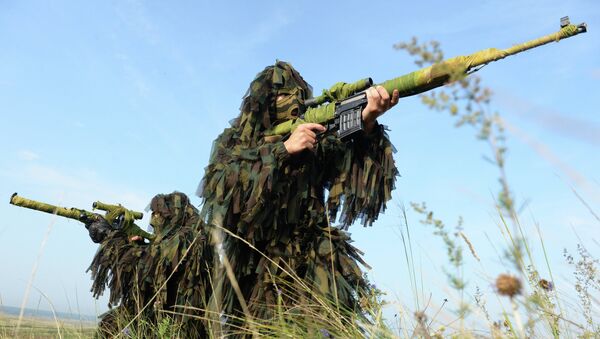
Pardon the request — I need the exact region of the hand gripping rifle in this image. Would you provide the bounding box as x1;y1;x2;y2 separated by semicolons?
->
267;16;587;141
9;193;155;242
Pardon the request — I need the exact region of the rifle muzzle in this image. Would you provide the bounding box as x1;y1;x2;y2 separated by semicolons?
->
560;16;587;33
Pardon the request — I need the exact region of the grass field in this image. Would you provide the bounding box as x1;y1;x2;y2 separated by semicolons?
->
0;313;95;339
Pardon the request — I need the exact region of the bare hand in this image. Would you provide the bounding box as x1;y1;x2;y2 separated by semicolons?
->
283;123;327;155
129;235;142;243
362;86;399;132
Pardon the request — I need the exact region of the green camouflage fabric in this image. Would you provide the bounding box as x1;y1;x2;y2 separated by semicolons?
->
87;192;213;337
198;61;398;322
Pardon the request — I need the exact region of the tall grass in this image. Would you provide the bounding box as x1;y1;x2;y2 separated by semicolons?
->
66;208;597;338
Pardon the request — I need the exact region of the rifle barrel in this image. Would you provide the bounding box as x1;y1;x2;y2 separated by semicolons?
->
10;193;83;221
379;21;587;98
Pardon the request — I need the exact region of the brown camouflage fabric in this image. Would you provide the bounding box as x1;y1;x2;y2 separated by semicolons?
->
87;192;213;337
198;61;398;323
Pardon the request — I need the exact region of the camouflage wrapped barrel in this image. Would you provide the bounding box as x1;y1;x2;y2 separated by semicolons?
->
269;17;587;136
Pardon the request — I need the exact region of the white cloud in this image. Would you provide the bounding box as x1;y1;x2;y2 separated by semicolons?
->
115;0;160;46
563;215;589;227
113;52;151;98
18;150;39;161
496;90;600;146
247;11;291;47
211;10;292;69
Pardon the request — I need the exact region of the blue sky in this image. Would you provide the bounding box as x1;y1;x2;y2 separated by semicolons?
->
1;0;598;325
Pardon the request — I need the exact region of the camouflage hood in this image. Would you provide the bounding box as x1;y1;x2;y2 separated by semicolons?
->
149;192;199;240
232;60;312;146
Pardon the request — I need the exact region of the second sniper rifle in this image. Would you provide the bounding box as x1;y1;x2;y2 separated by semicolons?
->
9;193;155;242
267;16;588;141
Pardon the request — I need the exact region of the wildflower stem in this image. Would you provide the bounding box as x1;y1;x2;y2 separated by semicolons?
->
511;298;525;338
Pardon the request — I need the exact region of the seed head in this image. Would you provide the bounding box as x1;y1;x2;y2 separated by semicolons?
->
495;274;522;298
414;311;427;322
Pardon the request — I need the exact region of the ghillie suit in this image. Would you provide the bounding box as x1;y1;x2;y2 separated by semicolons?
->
198;61;398;327
87;192;213;337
